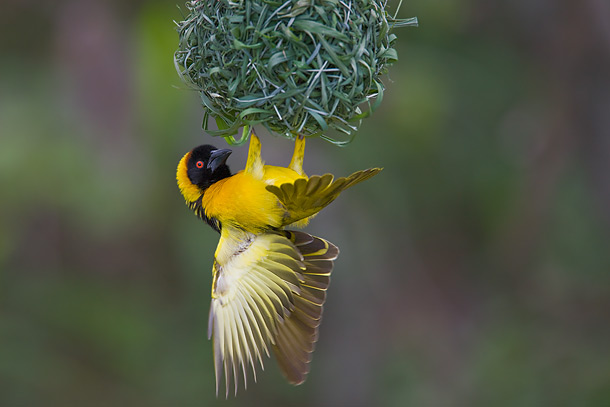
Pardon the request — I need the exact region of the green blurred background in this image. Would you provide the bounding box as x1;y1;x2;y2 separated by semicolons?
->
1;0;609;406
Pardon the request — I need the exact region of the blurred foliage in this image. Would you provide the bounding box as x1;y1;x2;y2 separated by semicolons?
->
1;0;609;406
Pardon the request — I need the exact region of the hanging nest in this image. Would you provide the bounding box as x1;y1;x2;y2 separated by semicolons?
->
174;0;417;145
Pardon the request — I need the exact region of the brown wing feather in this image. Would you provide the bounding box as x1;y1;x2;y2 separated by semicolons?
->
271;231;339;384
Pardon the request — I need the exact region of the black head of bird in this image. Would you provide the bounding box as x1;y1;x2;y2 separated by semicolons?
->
186;145;233;191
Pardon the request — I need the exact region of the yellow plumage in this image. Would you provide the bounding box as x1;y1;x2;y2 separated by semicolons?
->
176;132;381;396
177;134;380;232
209;226;337;395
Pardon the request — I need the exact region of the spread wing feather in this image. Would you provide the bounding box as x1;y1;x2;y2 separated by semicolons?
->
208;229;338;396
209;232;305;397
266;168;382;226
271;231;339;385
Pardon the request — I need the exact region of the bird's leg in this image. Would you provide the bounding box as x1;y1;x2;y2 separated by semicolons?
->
245;128;265;177
289;134;306;176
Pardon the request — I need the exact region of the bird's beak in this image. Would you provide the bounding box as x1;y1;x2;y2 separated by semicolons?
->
208;148;232;172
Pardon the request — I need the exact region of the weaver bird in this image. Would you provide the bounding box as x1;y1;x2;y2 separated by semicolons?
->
177;133;381;396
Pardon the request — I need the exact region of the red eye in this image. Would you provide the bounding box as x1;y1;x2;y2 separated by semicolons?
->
196;161;204;168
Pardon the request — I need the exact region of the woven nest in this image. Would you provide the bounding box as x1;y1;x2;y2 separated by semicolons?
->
175;0;416;145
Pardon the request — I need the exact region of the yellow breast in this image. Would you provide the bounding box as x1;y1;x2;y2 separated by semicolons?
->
201;171;285;232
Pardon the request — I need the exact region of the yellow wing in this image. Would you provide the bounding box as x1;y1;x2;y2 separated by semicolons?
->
266;168;383;227
208;227;337;396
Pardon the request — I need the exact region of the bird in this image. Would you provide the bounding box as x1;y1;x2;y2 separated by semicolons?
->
176;132;381;396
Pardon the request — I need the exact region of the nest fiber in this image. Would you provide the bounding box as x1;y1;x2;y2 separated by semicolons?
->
175;0;416;145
